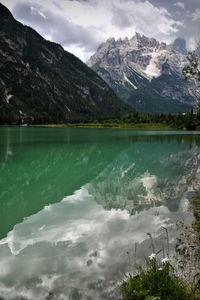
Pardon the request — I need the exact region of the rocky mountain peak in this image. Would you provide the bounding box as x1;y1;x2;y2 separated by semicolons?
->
88;33;187;82
87;32;197;113
134;32;141;40
106;37;115;45
173;38;187;55
161;60;172;75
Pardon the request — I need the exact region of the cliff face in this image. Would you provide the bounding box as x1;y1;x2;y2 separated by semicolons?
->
88;34;196;113
0;4;131;124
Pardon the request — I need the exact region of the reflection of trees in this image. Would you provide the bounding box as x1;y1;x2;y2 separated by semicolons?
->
0;128;200;238
0;128;128;238
121;133;200;149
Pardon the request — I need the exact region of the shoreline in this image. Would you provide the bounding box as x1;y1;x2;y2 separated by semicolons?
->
6;123;179;130
2;122;200;131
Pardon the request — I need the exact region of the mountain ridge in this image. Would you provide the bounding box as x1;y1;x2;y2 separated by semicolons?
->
87;33;196;113
0;3;132;124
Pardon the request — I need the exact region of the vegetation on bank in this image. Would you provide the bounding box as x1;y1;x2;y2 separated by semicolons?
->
31;122;173;130
121;180;200;300
121;254;200;300
3;102;199;130
121;185;200;300
182;49;200;258
193;199;200;258
21;110;200;130
191;184;200;259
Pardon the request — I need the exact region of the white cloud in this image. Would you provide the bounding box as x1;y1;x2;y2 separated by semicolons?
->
13;2;100;54
174;2;185;9
60;0;183;59
30;6;47;19
111;0;182;36
38;11;47;19
192;8;200;21
1;0;194;61
64;44;94;62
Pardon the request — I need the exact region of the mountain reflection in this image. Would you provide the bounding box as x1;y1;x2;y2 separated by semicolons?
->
0;127;199;238
89;141;200;213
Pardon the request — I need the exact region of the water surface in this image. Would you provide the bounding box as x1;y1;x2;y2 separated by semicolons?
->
0;127;199;299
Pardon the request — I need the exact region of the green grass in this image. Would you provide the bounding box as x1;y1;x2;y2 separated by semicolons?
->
31;122;174;130
121;257;200;300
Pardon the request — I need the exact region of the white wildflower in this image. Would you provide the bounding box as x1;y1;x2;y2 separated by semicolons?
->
161;257;170;263
149;253;156;260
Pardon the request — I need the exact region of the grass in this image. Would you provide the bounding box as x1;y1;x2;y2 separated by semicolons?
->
121;184;200;300
30;122;173;130
121;256;200;300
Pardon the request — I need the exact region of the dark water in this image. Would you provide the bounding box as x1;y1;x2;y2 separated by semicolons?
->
0;127;199;299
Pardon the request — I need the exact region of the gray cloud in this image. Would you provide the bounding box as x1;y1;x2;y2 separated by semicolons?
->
174;2;185;9
109;0;199;49
192;8;200;21
150;0;198;12
52;1;63;10
9;0;200;61
66;0;97;2
13;2;99;52
111;6;133;29
111;0;182;42
148;0;200;48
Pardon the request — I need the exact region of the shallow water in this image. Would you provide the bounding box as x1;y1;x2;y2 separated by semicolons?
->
0;127;200;299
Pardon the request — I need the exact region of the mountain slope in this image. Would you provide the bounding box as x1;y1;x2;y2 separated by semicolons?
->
88;34;196;114
127;62;194;113
0;3;132;124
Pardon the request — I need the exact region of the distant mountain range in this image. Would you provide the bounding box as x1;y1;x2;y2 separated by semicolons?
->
88;34;197;114
0;3;131;124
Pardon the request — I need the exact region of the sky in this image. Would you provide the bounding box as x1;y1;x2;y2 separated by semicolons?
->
1;0;200;61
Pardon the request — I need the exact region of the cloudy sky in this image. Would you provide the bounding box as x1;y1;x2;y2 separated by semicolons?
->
1;0;200;61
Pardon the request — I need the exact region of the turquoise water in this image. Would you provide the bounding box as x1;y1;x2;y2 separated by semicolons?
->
0;127;199;299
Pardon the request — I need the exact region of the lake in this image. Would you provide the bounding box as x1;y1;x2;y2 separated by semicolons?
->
0;127;199;299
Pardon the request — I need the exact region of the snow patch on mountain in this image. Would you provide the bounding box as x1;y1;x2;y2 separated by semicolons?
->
123;72;137;89
87;33;197;109
143;49;161;79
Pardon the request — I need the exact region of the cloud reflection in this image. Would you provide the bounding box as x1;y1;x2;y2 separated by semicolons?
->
0;185;189;299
